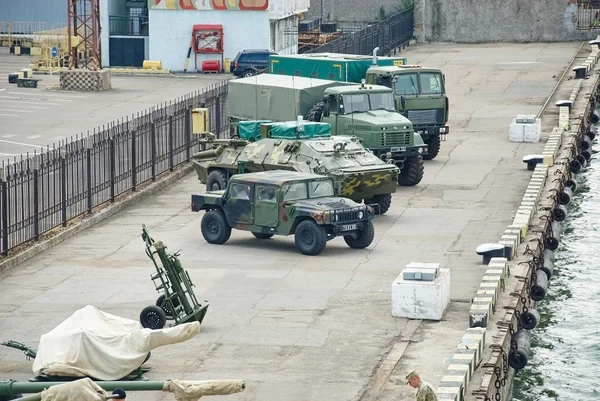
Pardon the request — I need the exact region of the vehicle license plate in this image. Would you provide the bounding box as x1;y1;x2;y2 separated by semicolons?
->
390;147;406;152
341;224;357;231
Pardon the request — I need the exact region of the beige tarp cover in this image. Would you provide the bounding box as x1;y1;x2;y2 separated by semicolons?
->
163;379;247;401
33;305;200;380
41;378;108;401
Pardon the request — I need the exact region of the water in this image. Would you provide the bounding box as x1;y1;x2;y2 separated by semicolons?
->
511;156;600;401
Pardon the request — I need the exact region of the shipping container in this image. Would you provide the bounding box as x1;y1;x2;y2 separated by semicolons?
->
228;74;353;122
269;53;408;83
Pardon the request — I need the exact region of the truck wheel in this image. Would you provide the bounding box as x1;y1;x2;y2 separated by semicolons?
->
140;305;167;329
206;169;228;191
305;102;325;122
365;194;392;215
252;232;274;239
423;135;441;160
344;221;375;249
294;220;327;255
397;155;424;186
201;210;232;244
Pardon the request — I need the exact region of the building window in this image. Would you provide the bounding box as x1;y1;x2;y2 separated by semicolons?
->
576;0;600;30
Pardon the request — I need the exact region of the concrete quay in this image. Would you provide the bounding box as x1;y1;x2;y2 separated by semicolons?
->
0;42;583;401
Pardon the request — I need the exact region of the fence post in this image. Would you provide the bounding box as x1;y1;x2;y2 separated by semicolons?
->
110;138;116;202
131;129;137;192
33;170;39;240
168;115;174;172
86;148;92;214
151;122;157;180
185;108;191;161
61;157;67;227
215;97;222;137
1;180;8;255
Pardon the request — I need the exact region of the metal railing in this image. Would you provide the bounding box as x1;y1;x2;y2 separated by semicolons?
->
302;9;414;55
577;0;600;30
0;81;230;256
109;15;149;36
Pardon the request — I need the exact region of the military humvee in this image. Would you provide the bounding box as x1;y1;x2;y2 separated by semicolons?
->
190;171;376;256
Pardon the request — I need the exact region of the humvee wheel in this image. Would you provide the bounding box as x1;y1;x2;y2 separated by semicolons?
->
423;135;441;160
294;220;327;255
206;169;228;191
344;221;375;249
365;194;392;215
201;209;232;244
397;155;424;186
140;305;167;329
252;232;274;239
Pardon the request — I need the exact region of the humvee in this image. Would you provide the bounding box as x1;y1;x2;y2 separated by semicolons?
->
191;171;376;256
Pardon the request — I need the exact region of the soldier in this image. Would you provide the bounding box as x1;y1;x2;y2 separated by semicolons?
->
406;371;438;401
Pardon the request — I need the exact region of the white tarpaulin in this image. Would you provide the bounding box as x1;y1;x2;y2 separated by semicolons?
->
33;305;200;380
41;378;108;401
162;379;247;401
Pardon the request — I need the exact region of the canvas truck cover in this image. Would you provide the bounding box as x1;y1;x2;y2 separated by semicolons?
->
228;74;353;122
238;120;272;141
33;305;200;380
268;121;331;139
269;54;408;83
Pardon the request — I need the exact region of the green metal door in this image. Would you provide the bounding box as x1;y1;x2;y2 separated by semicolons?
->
253;185;279;227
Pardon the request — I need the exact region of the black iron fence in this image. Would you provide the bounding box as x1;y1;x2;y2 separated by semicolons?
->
109;15;149;36
0;81;229;256
303;9;414;55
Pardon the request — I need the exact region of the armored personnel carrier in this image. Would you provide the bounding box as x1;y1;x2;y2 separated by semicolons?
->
191;120;400;214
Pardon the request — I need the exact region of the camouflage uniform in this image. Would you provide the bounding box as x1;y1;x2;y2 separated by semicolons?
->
415;380;438;401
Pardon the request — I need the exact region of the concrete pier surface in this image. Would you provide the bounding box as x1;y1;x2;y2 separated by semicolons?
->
0;42;582;401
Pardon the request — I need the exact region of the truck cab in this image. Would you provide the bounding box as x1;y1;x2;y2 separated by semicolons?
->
365;65;449;160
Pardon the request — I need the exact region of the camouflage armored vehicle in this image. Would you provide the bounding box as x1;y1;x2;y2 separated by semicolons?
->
191;121;399;214
191;171;376;256
227;74;426;185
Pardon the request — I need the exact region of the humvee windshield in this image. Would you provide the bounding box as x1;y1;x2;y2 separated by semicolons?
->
393;72;444;96
282;179;335;201
341;92;395;114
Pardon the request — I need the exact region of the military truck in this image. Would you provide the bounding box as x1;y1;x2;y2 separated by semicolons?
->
269;51;449;160
191;121;400;215
227;74;426;186
191;171;376;256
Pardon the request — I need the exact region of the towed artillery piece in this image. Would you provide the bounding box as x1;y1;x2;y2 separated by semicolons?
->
139;225;209;330
191;120;400;215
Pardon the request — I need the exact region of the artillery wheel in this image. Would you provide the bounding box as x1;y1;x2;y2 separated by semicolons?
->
365;194;392;215
397;155;424;186
156;294;180;317
423;135;441;160
252;232;274;239
206;169;228;191
294;220;327;256
201;209;232;244
344;221;375;249
305;102;325;122
140;305;167;329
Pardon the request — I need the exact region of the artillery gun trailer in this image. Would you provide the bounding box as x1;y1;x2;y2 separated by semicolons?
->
226;74;426;187
268;50;449;160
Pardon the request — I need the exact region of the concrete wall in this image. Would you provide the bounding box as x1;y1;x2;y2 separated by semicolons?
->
304;0;403;22
148;9;269;72
270;15;299;55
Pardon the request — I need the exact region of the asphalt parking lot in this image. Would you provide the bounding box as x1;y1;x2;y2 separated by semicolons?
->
0;48;229;162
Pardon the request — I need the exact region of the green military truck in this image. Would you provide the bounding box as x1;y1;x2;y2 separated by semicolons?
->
228;74;427;187
268;51;449;160
191;171;376;256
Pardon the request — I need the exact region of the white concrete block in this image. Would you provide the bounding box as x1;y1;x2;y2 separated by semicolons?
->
509;117;542;143
391;268;451;320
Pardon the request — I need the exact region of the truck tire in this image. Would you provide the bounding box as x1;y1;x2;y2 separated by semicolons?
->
423;135;441;160
206;169;228;191
365;194;392;215
305;102;325;122
201;209;232;244
397;155;424;186
294;220;327;255
344;221;375;249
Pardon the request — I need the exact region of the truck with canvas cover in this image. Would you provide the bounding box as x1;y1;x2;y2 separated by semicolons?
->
227;74;426;187
191;124;400;215
268;51;449;160
191;171;377;256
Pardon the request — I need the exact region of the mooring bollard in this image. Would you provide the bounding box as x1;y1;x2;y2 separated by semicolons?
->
530;270;549;301
508;329;532;370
